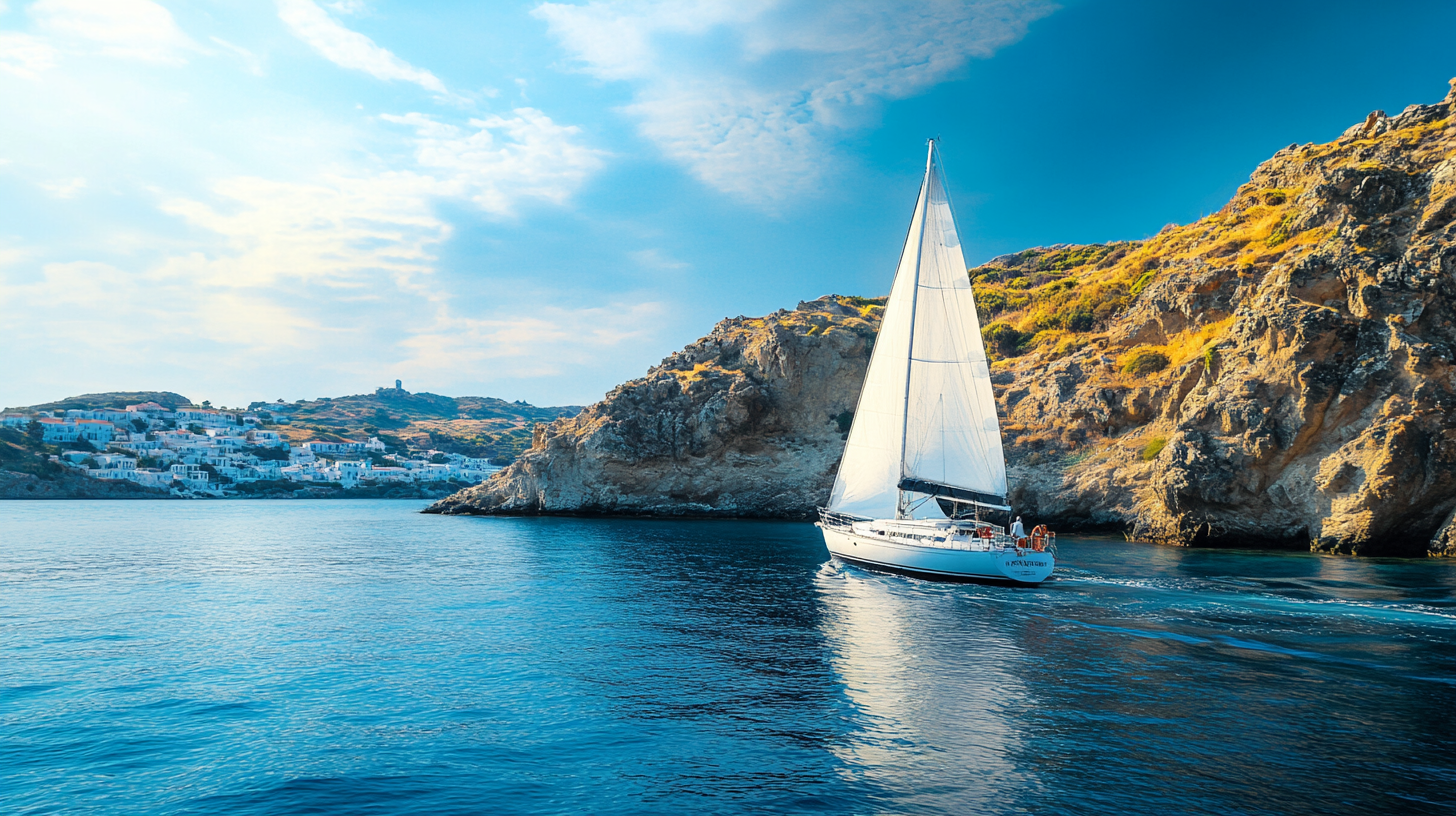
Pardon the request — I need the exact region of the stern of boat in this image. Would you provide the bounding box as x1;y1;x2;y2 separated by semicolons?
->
996;549;1054;583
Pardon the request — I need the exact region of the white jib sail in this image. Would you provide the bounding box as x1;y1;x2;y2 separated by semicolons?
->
828;143;1007;519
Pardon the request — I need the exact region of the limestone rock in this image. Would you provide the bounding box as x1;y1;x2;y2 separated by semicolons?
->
995;78;1456;557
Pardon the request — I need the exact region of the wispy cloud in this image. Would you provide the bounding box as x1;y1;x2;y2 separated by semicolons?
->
38;177;87;198
0;32;57;78
276;0;446;94
158;171;449;290
0;259;325;392
399;302;666;377
382;109;608;216
629;248;688;270
534;0;1057;204
30;0;200;65
210;36;265;77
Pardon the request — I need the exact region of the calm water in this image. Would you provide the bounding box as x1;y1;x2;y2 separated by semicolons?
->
2;501;1454;815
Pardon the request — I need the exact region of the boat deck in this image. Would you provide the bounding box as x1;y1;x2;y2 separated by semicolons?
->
818;510;1051;555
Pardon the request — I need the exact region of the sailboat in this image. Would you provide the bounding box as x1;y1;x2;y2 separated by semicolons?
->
817;141;1056;585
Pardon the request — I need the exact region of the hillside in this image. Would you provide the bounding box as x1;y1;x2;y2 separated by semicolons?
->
431;79;1456;557
253;388;581;464
0;427;166;498
6;391;191;413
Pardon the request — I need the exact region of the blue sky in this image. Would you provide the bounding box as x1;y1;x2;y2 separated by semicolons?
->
2;0;1453;409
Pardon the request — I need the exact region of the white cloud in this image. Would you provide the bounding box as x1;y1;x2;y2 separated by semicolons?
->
0;165;661;403
629;248;688;270
0;32;58;78
158;171;449;289
326;0;368;14
0;171;445;388
534;0;1057;203
38;177;87;198
398;301;666;377
0;244;29;267
0;4;651;407
276;0;446;94
382;109;608;216
210;36;264;77
30;0;199;65
1;260;323;365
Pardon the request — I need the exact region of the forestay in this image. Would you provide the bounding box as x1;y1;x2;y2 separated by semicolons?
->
828;143;1006;519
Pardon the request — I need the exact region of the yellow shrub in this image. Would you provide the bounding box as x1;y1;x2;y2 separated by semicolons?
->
1120;347;1170;376
1141;436;1167;461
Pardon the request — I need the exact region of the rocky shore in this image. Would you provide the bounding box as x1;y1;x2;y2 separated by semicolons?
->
0;469;168;499
431;80;1456;557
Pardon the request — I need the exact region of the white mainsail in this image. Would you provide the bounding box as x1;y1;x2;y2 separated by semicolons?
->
828;143;1006;520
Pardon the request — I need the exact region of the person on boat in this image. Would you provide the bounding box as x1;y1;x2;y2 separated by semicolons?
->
1010;516;1025;538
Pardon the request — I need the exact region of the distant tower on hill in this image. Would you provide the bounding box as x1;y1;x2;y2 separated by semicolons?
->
396;379;403;391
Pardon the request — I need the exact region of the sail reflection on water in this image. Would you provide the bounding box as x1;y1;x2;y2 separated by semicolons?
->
814;563;1045;807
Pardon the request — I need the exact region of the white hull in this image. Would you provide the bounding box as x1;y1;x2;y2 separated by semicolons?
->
821;525;1054;585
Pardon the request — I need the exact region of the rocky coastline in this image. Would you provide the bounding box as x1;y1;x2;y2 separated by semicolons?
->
430;80;1456;557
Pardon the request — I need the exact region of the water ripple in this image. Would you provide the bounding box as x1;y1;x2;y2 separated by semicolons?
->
0;502;1453;815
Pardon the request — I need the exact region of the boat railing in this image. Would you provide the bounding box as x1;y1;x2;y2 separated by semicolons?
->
817;509;863;531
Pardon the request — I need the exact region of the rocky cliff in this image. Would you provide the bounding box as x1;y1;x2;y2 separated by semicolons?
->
426;297;881;517
432;80;1456;557
989;79;1456;557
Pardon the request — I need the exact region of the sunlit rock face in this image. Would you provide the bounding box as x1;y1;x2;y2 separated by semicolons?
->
434;81;1456;557
995;79;1456;557
426;296;880;519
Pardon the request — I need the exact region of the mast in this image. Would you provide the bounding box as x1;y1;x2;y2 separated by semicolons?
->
895;140;935;519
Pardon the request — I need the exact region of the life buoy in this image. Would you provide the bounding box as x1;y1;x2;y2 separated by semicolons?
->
978;525;993;539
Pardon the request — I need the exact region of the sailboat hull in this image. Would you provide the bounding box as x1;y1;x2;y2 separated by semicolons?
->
821;526;1054;585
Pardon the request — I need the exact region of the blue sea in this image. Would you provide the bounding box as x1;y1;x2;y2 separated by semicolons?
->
2;500;1454;815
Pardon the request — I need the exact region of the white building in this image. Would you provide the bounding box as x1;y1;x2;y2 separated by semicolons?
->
130;469;174;488
367;466;413;483
92;454;137;470
174;408;238;428
169;464;210;488
302;440;364;455
125;402;175;421
245;429;285;448
38;418;113;446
